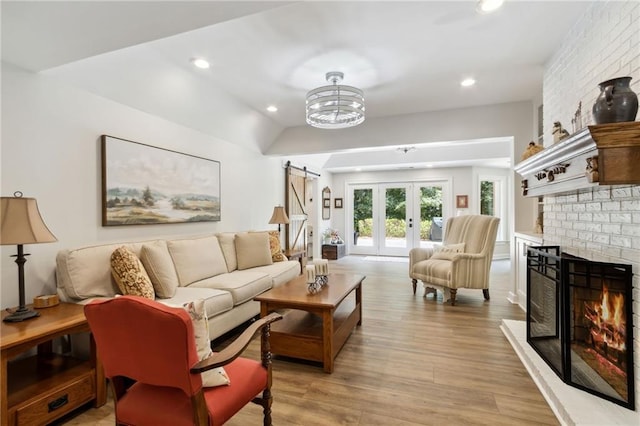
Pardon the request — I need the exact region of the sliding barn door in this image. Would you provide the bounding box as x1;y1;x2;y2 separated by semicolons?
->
285;166;307;254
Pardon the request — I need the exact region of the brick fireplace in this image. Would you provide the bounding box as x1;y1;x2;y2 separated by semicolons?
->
526;245;635;410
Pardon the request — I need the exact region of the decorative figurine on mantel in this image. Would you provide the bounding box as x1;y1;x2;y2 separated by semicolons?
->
585;156;599;183
521;141;544;161
552;121;570;143
571;102;583;133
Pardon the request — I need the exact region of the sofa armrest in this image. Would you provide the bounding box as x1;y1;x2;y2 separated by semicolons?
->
190;312;282;372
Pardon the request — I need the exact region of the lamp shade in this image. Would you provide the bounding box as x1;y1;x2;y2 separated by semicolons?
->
1;195;57;245
268;206;290;225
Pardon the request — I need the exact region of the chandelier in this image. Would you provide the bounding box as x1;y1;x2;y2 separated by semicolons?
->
306;71;365;129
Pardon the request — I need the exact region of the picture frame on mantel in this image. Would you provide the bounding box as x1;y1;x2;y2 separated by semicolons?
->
101;135;221;226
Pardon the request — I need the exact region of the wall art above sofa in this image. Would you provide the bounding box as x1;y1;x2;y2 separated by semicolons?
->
101;135;221;226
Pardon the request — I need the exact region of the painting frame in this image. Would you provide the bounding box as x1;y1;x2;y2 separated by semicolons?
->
334;198;343;209
101;135;221;226
456;195;468;209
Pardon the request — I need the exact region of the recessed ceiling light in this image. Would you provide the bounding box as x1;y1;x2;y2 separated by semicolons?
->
191;58;210;69
426;164;434;168
266;105;278;112
477;0;504;14
355;168;362;172
461;78;476;87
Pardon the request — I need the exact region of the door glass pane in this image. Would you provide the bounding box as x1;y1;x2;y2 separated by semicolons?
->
385;187;407;248
480;181;495;216
419;186;443;247
353;188;373;247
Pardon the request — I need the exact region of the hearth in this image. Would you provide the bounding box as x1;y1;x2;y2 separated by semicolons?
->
526;246;634;410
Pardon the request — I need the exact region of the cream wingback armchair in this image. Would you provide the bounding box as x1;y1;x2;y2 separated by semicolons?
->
409;215;500;305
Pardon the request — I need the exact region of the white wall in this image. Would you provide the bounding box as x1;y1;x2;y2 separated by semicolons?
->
1;63;286;309
543;0;640;145
541;0;640;411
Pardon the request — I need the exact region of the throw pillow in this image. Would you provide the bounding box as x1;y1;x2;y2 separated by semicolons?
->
431;243;466;261
110;247;155;300
251;231;287;262
215;232;238;272
140;241;179;298
235;232;273;270
183;300;230;388
268;231;287;262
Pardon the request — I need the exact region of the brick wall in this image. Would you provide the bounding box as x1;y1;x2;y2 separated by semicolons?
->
543;0;639;143
542;0;640;410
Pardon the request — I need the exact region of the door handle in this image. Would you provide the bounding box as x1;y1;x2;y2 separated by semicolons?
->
408;218;413;228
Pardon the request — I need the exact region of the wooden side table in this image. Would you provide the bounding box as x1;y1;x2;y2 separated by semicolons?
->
1;303;106;426
284;248;306;272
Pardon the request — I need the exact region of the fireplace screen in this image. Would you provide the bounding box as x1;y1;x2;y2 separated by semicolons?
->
527;246;634;410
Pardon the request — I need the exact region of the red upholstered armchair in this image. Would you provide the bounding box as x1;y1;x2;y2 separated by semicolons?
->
84;296;282;426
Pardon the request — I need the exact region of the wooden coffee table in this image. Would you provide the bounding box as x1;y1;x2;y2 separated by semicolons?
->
254;273;365;373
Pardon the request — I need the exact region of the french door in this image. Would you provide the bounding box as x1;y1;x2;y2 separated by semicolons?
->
349;181;450;256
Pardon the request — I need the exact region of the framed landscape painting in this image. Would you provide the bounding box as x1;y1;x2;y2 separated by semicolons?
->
101;135;221;226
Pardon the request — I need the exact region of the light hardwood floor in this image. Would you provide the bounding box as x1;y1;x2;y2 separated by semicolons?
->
61;256;559;425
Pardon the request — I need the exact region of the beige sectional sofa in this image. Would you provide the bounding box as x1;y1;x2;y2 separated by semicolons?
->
56;232;300;340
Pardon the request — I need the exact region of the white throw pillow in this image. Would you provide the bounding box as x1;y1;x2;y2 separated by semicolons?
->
431;243;466;261
182;300;230;387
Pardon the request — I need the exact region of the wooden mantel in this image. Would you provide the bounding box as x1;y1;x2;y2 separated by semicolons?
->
514;121;640;197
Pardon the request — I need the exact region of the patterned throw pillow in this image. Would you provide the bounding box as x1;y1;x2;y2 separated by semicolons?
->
183;300;230;387
267;231;287;262
430;243;466;261
110;247;155;300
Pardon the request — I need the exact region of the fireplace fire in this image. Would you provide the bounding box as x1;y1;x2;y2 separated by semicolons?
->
527;246;635;410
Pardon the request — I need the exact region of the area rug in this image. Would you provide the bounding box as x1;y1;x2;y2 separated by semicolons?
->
363;256;409;263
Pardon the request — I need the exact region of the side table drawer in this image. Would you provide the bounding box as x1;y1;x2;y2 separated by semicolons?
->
16;373;95;426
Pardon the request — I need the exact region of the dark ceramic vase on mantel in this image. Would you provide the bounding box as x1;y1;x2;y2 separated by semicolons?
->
592;76;638;124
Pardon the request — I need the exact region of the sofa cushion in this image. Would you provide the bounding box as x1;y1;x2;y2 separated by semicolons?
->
57;241;149;300
182;299;230;387
189;271;272;305
412;259;453;287
140;241;179;298
235;232;272;270
110;247;155;300
167;235;227;286
215;232;238;272
250;260;301;287
160;287;233;324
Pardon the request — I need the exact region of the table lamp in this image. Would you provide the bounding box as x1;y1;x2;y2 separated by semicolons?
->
1;192;57;322
268;205;289;232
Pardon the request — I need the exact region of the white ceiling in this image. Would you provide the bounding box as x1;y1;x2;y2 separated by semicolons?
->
1;1;591;171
